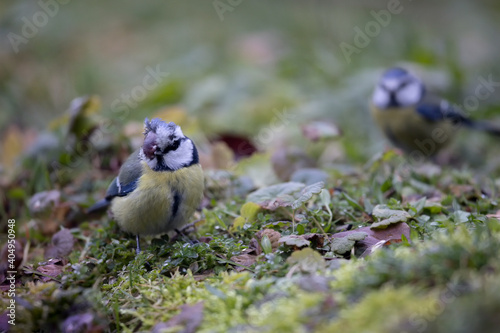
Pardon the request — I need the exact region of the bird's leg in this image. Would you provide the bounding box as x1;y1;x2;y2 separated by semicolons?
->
136;235;141;254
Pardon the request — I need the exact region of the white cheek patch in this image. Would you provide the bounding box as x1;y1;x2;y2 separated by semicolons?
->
174;126;184;138
396;82;422;106
155;124;185;149
163;139;193;170
372;86;389;108
382;78;400;91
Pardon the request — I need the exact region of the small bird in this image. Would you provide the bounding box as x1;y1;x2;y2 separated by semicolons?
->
88;118;204;254
370;67;500;157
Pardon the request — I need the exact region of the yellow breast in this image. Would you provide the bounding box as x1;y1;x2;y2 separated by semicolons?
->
111;163;204;236
370;104;455;157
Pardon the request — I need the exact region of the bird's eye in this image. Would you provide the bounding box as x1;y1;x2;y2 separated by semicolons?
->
399;81;410;89
169;134;175;141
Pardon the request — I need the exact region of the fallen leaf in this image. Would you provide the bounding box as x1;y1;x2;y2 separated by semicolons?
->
301;120;341;142
37;264;63;281
247;181;324;210
286;248;325;274
230;254;257;268
279;235;310;248
250;229;282;255
45;229;75;259
29;190;61;217
240;202;262;222
212;133;257;159
371;205;411;229
329;232;367;255
152;302;204;333
332;222;411;257
291;182;325;209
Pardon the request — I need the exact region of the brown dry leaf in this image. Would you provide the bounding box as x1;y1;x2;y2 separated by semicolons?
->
252;229;281;254
37;264;64;282
302;233;326;248
23;259;65;282
332;222;411;257
230;254;257;269
213;133;257;159
152;302;204;333
45;229;75;259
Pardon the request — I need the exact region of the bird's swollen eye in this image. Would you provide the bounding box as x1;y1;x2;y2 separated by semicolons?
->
143;132;158;160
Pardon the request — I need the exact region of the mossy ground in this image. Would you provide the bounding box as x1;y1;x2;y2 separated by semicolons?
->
2;2;500;332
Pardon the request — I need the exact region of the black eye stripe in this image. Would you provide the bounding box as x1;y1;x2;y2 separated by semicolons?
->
162;138;183;154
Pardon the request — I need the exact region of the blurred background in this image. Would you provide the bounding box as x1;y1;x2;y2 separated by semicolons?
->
2;0;500;183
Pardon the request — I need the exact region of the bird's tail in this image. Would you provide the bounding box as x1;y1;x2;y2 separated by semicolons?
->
86;199;110;215
470;121;500;137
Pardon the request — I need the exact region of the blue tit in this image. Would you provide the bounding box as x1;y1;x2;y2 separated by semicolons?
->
370;67;500;157
88;118;204;254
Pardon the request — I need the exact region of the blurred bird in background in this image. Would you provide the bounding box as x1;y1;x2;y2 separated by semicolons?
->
370;67;500;158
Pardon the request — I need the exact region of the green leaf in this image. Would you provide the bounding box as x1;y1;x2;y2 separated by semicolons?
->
330;232;367;255
291;181;325;209
278;235;310;248
247;181;324;210
286;248;325;273
371;205;411;229
342;192;364;211
240;202;262;222
409;197;427;216
320;189;331;207
260;235;273;255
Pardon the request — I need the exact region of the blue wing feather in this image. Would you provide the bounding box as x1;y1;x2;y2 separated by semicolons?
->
416;95;471;125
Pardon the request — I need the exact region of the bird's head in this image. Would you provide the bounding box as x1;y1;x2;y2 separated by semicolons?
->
140;118;198;171
372;67;425;109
